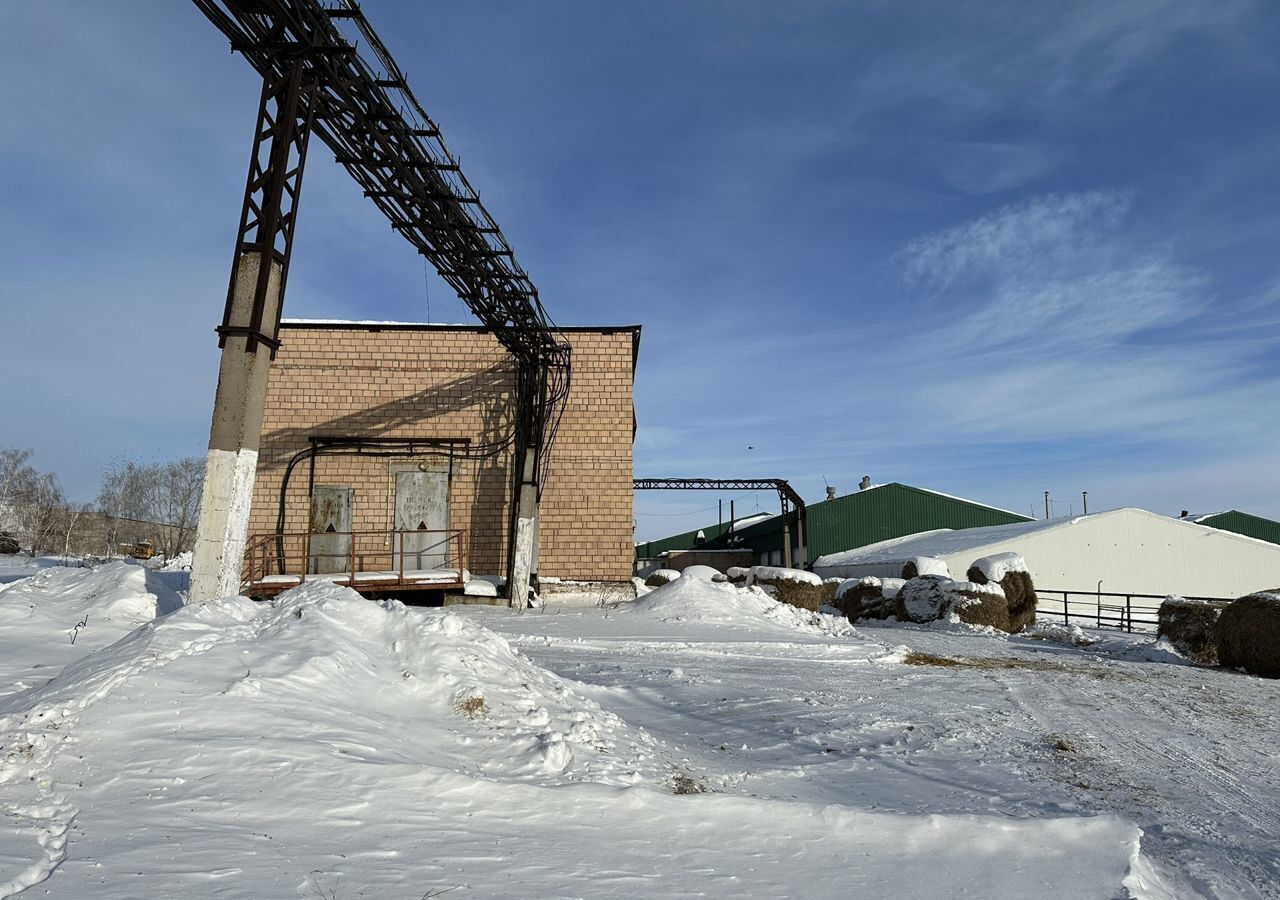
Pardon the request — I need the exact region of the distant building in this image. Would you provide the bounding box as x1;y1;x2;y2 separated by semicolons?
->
636;482;1031;570
812;507;1280;599
1180;510;1280;547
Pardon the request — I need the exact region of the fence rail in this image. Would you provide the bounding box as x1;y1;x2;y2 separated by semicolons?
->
242;529;466;596
1036;589;1232;634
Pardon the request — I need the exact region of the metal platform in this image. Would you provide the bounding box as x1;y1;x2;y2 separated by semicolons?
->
242;528;466;597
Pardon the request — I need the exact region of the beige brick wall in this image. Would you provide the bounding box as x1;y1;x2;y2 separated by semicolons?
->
247;324;637;581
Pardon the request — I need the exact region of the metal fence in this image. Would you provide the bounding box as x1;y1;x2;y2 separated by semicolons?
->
1036;589;1232;634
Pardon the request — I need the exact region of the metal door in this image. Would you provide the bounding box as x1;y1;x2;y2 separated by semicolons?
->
393;470;449;571
308;485;352;574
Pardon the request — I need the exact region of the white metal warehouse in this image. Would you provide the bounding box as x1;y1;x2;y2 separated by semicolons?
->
812;507;1280;600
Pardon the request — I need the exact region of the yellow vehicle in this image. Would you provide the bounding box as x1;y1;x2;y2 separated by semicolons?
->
121;540;155;560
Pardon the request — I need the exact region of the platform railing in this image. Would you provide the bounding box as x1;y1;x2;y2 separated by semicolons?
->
242;529;466;593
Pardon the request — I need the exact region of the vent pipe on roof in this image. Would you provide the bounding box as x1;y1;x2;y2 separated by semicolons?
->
826;486;836;501
1083;491;1088;515
859;476;872;491
1044;491;1052;519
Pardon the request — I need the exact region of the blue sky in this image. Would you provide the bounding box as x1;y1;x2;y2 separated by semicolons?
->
2;1;1278;540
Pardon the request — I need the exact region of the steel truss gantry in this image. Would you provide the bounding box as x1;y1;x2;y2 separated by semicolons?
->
633;478;808;569
192;0;569;606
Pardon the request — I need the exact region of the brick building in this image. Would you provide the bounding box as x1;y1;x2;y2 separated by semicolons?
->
244;320;639;592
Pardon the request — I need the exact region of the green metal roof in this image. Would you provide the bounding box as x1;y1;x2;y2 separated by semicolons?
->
1193;510;1280;546
636;483;1032;561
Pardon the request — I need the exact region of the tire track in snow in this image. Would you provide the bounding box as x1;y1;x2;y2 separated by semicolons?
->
994;663;1280;900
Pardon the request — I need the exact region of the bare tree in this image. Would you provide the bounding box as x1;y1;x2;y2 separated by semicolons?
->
56;502;93;561
0;446;66;555
98;457;205;557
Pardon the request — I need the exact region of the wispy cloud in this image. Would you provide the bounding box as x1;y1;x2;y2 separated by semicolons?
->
898;192;1205;347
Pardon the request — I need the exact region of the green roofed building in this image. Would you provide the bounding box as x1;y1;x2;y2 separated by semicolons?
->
1183;510;1280;547
636;482;1033;570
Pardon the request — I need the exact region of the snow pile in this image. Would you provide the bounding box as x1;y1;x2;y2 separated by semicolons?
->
1023;620;1096;646
0;580;674;892
748;565;823;586
903;556;950;578
624;574;854;637
678;564;725;581
463;579;499;597
0;561;183;696
158;551;192;571
644;568;681;586
968;551;1027;583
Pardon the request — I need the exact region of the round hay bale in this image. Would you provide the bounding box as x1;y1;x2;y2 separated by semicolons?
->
835;578;894;622
1216;591;1280;678
952;583;1011;631
644;569;681;588
1001;571;1038;633
894;576;954;623
1158;597;1228;666
748;566;829;612
769;578;828;612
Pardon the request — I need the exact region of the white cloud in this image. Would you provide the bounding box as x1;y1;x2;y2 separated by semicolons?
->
897;191;1204;348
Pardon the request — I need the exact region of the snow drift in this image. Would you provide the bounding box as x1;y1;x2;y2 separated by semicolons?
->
624;573;854;637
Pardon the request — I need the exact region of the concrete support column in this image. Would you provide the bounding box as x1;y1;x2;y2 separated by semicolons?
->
508;453;538;611
189;252;282;602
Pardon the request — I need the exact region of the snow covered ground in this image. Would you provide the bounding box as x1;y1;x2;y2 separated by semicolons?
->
1;562;1277;898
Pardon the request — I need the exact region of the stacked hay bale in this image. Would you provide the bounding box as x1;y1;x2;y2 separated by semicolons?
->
834;576;903;622
747;565;832;612
1215;590;1280;678
894;575;1007;626
965;552;1037;633
644;569;681;588
1157;597;1229;666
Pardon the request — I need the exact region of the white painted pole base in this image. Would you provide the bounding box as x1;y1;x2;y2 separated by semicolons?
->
189;251;281;604
509;509;536;612
189;448;259;602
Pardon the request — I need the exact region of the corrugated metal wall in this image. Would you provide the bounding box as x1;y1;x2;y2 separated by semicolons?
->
1198;511;1280;547
732;483;1031;560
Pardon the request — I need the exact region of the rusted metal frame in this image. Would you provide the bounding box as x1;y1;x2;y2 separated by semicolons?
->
217;59;316;355
300;74;559;361
633;478;809;564
197;0;574;594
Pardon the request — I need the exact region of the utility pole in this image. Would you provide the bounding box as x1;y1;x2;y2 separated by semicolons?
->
190;64;313;602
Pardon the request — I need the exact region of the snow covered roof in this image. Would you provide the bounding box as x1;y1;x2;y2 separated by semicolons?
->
815;507;1280;570
815;514;1081;568
1183;512;1227;524
727;512;774;530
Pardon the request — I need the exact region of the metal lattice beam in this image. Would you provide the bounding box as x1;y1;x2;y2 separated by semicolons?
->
633;478;806;514
633;478;808;568
193;0;570;368
217;61;315;354
193;0;572;604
